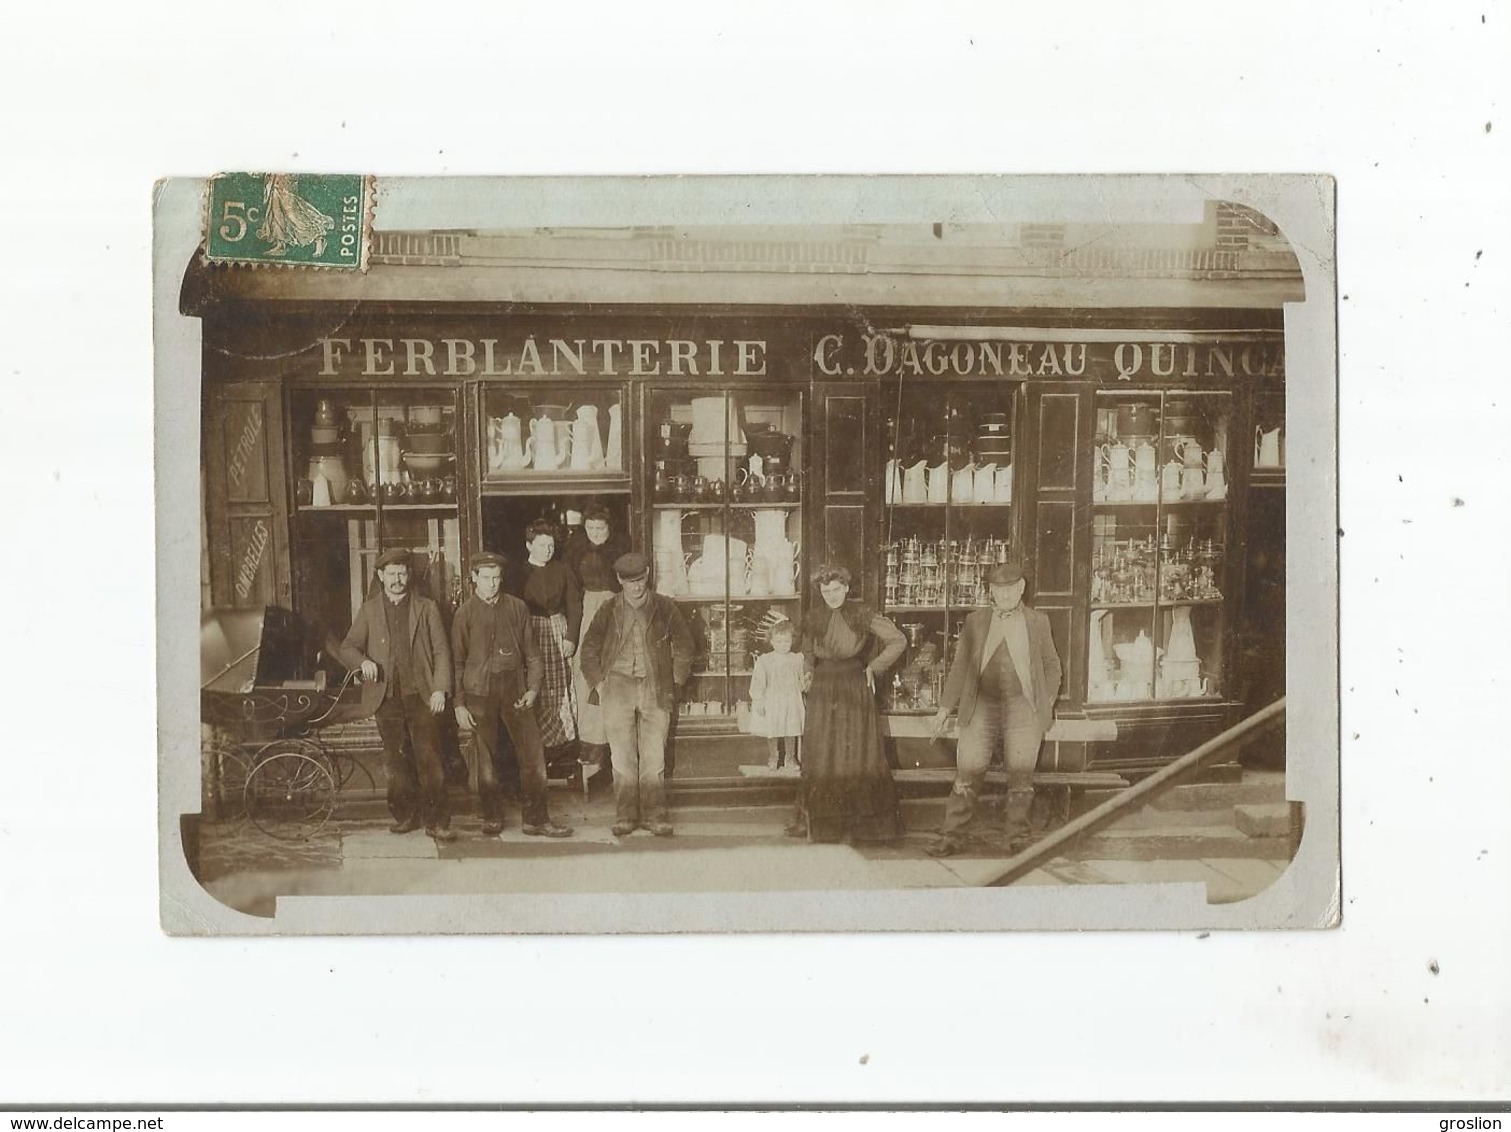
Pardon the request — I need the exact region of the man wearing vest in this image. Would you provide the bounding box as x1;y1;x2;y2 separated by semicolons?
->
578;552;695;837
928;561;1063;857
338;548;456;841
452;551;573;839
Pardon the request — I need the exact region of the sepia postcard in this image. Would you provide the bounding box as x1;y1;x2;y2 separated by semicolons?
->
157;174;1338;934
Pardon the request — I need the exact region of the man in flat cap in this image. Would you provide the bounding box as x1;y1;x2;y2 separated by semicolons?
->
451;551;572;838
578;551;694;837
928;561;1063;856
338;548;456;841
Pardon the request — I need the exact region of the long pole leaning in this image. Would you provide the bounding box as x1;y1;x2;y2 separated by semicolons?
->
985;697;1288;888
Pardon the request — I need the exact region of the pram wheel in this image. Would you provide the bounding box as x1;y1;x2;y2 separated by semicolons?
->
244;742;336;840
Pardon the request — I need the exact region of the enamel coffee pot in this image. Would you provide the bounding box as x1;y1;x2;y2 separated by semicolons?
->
1161;460;1183;501
1176;437;1205;470
531;414;562;469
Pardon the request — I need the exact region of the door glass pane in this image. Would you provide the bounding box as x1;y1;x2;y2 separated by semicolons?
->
646;387;805;727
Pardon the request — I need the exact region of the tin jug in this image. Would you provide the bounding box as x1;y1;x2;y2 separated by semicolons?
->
1205;450;1228;500
973;463;997;504
951;462;976;504
994;463;1013;504
605;403;623;470
903;460;929;504
1255;425;1283;468
927;460;950;504
571;405;604;470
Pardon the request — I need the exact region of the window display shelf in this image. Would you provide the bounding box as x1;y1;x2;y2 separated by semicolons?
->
1086;692;1228;707
673;592;801;604
481;472;630;496
297;503;460;514
653;501;801;510
1089;601;1158;611
884;604;989;614
1093;497;1227;508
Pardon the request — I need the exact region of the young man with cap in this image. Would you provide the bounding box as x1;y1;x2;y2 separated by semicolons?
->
338;548;456;841
578;551;695;837
928;561;1063;857
451;551;572;838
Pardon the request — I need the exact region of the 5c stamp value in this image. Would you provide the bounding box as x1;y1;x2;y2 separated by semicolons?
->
205;172;370;269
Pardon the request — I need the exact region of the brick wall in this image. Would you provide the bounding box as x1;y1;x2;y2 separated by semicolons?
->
1214;202;1280;250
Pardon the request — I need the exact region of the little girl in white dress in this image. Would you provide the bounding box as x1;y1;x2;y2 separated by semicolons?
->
750;619;806;771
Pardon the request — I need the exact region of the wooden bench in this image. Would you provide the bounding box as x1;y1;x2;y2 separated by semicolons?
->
885;715;1124;827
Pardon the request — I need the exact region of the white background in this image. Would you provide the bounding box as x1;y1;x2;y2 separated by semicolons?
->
1;0;1507;1106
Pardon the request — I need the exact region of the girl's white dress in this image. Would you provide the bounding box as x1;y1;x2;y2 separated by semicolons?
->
749;650;806;738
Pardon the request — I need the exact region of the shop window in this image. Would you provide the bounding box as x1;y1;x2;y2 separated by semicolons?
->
646;388;806;730
288;388;462;650
1087;390;1231;704
879;380;1018;715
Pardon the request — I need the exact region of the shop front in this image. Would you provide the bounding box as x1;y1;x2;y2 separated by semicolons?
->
190;222;1297;784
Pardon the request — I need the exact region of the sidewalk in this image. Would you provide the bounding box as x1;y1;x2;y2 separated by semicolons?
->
193;784;1289;918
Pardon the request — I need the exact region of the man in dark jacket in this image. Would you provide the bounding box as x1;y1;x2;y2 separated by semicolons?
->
338;548;456;841
928;561;1063;856
451;551;572;839
578;552;694;837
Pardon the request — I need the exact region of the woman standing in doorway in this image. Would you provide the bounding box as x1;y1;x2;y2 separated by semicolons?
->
564;502;628;776
793;564;907;843
517;518;583;764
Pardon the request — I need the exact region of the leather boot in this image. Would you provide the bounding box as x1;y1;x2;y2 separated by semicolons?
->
1003;770;1036;850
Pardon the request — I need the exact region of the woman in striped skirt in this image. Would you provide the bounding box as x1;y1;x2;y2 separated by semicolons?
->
517;519;583;761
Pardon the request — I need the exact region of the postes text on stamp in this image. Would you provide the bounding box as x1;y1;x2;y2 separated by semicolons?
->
205;172;370;269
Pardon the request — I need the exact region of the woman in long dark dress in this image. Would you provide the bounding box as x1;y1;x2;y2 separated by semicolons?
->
515;518;583;763
563;503;629;773
793;564;907;843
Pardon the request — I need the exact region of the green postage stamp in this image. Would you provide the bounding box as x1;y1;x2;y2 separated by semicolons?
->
204;172;371;269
